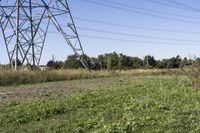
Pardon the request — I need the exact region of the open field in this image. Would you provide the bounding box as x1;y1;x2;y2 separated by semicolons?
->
1;70;200;132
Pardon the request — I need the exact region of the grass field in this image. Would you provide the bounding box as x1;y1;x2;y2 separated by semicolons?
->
1;71;200;132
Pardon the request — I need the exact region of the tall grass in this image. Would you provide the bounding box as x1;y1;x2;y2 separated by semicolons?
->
181;61;200;89
0;69;180;86
0;70;116;86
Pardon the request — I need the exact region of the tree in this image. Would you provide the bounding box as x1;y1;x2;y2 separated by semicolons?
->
97;55;107;70
156;59;167;68
180;57;192;67
166;55;182;68
118;54;133;70
175;55;182;67
143;55;156;68
54;61;64;69
64;54;81;69
46;60;55;68
11;59;22;67
106;52;119;70
90;57;100;70
132;57;143;68
80;55;92;69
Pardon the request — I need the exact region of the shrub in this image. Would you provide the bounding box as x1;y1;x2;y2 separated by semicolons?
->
181;59;200;88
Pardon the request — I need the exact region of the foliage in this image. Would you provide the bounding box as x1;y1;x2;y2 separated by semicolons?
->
97;54;107;70
180;57;192;67
0;52;196;71
90;57;101;70
61;52;193;70
106;52;119;70
156;60;167;68
11;59;22;67
181;58;200;88
118;54;133;70
46;60;54;68
166;55;182;68
132;57;143;68
64;54;81;69
46;60;64;69
143;55;156;68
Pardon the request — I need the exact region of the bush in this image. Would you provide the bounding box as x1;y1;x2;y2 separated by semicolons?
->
181;59;200;88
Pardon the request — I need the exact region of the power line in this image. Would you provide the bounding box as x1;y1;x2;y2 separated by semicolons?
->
147;0;200;13
48;31;200;45
80;34;200;46
48;29;200;45
95;0;200;20
48;25;200;43
75;17;200;34
166;0;200;12
81;0;200;25
77;26;200;43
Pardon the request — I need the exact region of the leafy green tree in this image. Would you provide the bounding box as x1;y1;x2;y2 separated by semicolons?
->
64;54;81;69
118;54;126;70
166;58;176;68
166;55;181;68
97;55;107;70
132;57;143;68
196;58;200;63
180;57;192;67
175;55;182;67
46;60;55;68
47;60;64;69
156;59;167;68
54;61;64;69
90;57;100;70
118;54;133;70
80;55;92;69
12;59;22;67
107;52;119;70
143;55;156;68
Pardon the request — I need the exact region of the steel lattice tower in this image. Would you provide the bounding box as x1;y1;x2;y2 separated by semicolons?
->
0;0;89;70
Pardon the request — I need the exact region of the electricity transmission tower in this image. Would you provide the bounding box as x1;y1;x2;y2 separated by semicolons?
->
0;0;89;70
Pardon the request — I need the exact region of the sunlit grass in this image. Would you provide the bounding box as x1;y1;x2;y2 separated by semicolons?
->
1;75;200;132
0;69;180;86
0;69;115;86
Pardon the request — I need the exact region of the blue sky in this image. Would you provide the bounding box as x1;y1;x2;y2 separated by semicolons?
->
1;0;200;64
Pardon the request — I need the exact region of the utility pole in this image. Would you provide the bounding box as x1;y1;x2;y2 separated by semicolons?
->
147;56;149;68
52;54;55;69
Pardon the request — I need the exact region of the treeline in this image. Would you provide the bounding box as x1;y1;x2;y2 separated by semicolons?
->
46;52;196;70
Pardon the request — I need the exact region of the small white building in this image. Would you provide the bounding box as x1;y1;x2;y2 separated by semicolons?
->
39;65;47;71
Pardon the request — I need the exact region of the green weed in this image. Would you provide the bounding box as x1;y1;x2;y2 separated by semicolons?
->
1;75;200;132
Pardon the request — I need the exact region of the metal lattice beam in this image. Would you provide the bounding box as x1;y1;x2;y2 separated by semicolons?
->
0;0;89;70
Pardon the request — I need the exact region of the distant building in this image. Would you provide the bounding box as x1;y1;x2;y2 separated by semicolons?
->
39;65;47;71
